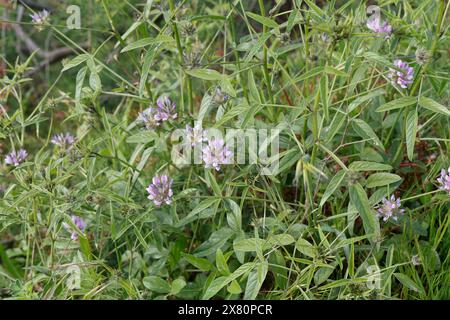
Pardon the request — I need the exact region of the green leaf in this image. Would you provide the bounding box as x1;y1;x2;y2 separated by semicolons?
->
206;170;222;196
406;110;418;161
349;183;380;244
295;66;324;82
121;35;174;52
125;131;158;144
352;119;383;148
233;234;295;252
197;94;213;124
227;280;242;294
202;262;256;299
295;238;317;258
419;97;450;116
0;243;23;279
348;88;385;113
219;77;236;97
320;170;346;207
303;0;325;17
216;249;230;276
143;276;171;294
75;66;87;111
89;72;102;92
324;65;348;77
246;12;278;28
376;96;417;112
185;69;225;81
121;20;142;40
394;273;425;295
194;227;234;257
366;173;402;188
176;198;220;227
182;253;214;271
139;46;158;97
78;234;92;260
62;54;90;72
233;238;265;252
267;234;295;248
363;52;392;67
226;199;242;233
286;9;298;33
170;278;186;295
348;161;393;171
314;264;337;286
244;261;268;300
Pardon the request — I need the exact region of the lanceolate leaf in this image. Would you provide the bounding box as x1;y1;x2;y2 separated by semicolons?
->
143;276;171;294
203;262;256;299
349;183;380;244
376;96;417;112
176;198;220;227
320;170;346;207
419;97;450;116
406;110;418;161
352;119;383;148
62;54;90;72
244;261;268;300
120;35;174;52
246;12;278;29
185;69;225;81
366;173;402;188
348;161;393;171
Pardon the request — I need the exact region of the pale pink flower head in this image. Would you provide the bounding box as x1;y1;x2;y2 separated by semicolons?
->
5;149;28;166
202;138;233;171
376;195;405;222
388;59;414;89
30;9;50;26
63;215;86;241
367;17;392;37
51;133;75;149
147;175;174;207
137;107;159;129
437;167;450;195
185;124;207;147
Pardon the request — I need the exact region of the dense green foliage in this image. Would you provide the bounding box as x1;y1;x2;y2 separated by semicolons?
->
0;0;449;300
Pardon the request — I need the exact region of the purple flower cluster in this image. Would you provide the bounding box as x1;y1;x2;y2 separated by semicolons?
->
154;96;177;122
4;149;28;166
376;195;405;222
30;9;50;25
63;215;86;241
51;133;75;149
185;125;207;147
437;167;450;195
137;107;159;129
388;59;414;88
147;175;174;206
366;17;392;37
137;96;177;129
202;138;233;171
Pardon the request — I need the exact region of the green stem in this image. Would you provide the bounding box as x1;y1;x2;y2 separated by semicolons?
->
258;0;275;110
168;0;192;116
410;0;446;96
